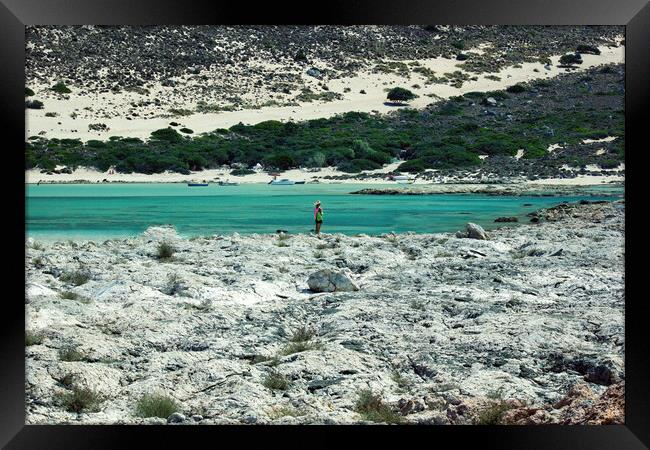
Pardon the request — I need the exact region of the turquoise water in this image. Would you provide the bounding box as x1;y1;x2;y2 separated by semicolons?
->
25;183;623;241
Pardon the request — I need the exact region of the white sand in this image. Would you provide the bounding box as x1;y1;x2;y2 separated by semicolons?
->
26;160;625;186
26;162;406;184
582;136;618;144
526;174;624;185
26;43;624;142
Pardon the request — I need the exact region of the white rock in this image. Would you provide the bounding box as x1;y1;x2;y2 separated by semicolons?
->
307;269;359;292
466;223;489;240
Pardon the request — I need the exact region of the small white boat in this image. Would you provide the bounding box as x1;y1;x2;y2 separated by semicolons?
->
218;180;239;186
392;175;415;184
269;178;296;185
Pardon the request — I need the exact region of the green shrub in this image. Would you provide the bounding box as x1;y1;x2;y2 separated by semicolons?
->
463;91;486;99
251;354;281;366
25;331;44;346
150;127;183;142
156;242;175;260
25;87;35;96
437;103;463;115
56;386;103;413
308;151;326;168
598;159;619;169
51;81;72;94
398;159;426;173
559;53;583;66
196;102;236;113
387;87;417;103
168;108;193;116
262;371;290;390
576;44;600;55
451;40;465;50
29;241;44;250
59;291;79;300
354;390;402;423
165;272;184;296
280;340;322;356
337;159;381;173
136;393;179;418
264;152;296;171
179;127;194;134
25;100;44;109
485;90;509;100
473;400;513;425
60;271;90;286
289;326;316;342
506;84;526;94
59;347;84;362
231;168;255;176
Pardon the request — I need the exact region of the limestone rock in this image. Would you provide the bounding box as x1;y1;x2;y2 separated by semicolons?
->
167;412;187;424
307;269;359;292
466;223;489;240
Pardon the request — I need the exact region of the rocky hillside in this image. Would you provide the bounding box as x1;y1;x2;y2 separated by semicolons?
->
26;26;622;105
25;200;624;424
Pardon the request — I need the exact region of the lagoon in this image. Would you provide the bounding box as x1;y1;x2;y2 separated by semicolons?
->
25;183;622;241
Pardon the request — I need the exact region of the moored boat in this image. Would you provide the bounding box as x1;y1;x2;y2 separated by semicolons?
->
187;182;209;187
391;174;415;184
269;178;296;185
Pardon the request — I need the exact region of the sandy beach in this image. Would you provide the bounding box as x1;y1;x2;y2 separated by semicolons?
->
25;164;624;186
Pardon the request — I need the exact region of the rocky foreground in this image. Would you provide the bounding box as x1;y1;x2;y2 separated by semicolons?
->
25;201;624;424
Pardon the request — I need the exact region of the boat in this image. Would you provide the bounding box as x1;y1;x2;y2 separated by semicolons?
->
218;180;239;186
269;178;296;185
187;182;209;187
294;180;306;184
391;174;415;184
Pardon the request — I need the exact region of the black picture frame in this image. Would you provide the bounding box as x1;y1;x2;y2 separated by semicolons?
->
3;0;648;448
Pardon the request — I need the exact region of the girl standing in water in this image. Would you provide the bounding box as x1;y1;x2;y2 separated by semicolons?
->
314;200;324;235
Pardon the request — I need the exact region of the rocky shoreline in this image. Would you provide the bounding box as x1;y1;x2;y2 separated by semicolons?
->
351;183;624;197
25;200;624;424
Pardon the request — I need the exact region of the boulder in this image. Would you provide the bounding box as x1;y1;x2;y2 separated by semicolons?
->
167;412;187;424
398;398;426;415
307;269;359;292
466;223;489;240
306;68;323;79
481;97;497;107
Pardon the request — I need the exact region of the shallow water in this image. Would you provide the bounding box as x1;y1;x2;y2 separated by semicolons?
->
25;183;623;240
